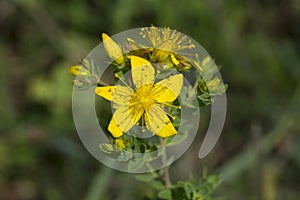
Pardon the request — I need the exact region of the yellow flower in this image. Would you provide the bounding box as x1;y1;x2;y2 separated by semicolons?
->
114;138;126;149
95;56;183;138
102;33;125;66
139;26;195;53
128;26;198;71
69;65;91;76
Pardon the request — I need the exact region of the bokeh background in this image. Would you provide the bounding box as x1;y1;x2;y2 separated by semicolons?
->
1;0;300;199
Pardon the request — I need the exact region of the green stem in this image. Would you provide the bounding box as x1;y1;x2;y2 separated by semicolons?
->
160;138;172;188
85;166;112;200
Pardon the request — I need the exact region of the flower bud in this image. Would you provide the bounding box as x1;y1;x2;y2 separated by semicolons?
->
102;33;125;66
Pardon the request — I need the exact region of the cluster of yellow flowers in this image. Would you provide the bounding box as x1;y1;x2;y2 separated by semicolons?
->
69;26;226;142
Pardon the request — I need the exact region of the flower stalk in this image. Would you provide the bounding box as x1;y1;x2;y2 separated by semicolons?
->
160;138;172;188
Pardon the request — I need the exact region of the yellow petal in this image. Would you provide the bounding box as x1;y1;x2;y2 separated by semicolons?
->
145;104;177;138
152;74;183;103
102;33;125;65
130;56;155;88
108;118;124;138
170;54;180;66
108;105;143;137
95;86;133;105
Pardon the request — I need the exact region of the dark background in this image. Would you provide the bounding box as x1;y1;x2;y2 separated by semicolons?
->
0;0;299;199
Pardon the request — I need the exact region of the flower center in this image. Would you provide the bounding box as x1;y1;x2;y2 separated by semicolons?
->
130;84;155;111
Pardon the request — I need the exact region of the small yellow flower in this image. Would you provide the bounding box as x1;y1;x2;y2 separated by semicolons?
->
95;56;183;138
114;138;126;149
102;33;125;66
69;65;91;76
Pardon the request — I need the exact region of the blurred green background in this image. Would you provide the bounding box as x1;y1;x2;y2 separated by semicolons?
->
1;0;300;199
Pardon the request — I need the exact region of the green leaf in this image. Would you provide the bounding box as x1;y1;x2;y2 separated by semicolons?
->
207;174;219;185
152;181;165;190
117;151;133;161
128;157;145;172
184;182;194;199
135;173;157;182
143;152;159;163
158;189;172;199
167;132;188;146
171;186;187;200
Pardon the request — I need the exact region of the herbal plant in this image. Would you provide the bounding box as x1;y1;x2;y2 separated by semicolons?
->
69;26;227;200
